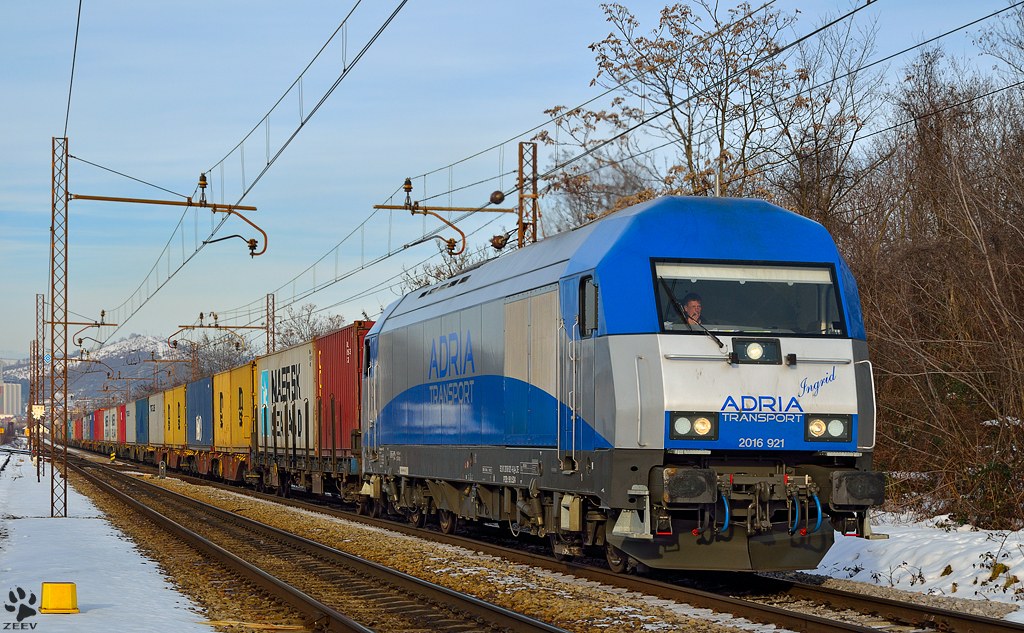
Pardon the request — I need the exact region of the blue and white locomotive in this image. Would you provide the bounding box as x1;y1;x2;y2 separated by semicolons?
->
360;195;885;572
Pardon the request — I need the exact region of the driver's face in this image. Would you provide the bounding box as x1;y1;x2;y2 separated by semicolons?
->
684;300;702;321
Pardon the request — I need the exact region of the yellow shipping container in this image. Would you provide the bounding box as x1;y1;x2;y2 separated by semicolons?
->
164;384;187;448
213;363;255;453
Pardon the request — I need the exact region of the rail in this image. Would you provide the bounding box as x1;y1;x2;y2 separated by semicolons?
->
72;459;570;633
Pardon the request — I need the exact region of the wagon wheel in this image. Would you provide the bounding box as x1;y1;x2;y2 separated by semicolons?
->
409;508;426;528
606;542;629;574
356;499;370;516
438;509;458;535
550;533;575;563
370;498;384;519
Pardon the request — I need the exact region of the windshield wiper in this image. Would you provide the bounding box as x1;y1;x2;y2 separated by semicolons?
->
658;277;724;349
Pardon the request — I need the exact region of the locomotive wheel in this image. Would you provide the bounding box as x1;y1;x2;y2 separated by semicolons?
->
606;542;629;574
370;499;384;518
550;533;575;563
438;509;458;535
356;499;370;516
409;509;426;528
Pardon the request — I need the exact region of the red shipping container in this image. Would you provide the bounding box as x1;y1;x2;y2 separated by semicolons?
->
93;409;104;442
315;321;372;457
117;404;127;444
75;418;82;441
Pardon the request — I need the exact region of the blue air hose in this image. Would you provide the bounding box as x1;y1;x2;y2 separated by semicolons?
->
788;496;800;535
810;494;822;533
716;493;730;533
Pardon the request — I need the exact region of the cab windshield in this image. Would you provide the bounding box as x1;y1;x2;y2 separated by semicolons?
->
654;261;846;336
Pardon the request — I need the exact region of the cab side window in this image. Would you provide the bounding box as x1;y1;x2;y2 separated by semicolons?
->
580;276;598;338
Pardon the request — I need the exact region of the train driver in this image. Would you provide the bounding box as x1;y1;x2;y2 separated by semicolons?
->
681;292;702;325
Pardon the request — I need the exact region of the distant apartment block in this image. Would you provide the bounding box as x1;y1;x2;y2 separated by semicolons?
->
0;383;22;416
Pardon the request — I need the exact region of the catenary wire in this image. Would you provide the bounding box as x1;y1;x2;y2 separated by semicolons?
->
95;1;408;346
214;0;788;319
69;155;189;199
222;0;1014;329
540;0;1024;198
63;0;83;138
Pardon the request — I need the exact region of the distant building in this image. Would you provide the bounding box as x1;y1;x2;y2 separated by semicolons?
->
0;383;21;416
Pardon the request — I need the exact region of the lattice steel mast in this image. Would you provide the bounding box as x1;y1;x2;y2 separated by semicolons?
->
50;138;69;517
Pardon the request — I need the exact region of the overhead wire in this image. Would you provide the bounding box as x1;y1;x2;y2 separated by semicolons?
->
95;0;1014;351
538;0;1024;199
69;155;189;199
402;0;783;183
221;0;1016;331
94;0;409;347
215;0;786;321
63;0;83;138
394;0;884;249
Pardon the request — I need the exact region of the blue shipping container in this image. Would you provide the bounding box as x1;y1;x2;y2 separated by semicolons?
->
186;377;214;449
136;398;150;445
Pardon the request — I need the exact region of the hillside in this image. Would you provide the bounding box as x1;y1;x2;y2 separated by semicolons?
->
2;334;184;406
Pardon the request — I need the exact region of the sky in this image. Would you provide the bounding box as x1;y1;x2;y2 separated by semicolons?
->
0;0;1015;359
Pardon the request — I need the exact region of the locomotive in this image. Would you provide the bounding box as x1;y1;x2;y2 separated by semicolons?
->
359;195;885;571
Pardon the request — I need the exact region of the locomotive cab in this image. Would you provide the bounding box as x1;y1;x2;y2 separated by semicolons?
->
597;258;885;571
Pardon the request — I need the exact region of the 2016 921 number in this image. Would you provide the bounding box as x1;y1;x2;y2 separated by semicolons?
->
739;438;784;448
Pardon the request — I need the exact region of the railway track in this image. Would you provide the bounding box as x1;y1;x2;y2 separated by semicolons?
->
71;459;569;633
88;453;1024;633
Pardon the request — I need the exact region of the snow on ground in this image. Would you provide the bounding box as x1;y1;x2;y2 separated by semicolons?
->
0;447;209;632
816;512;1024;622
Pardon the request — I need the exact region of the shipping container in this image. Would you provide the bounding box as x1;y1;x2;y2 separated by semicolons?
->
315;321;373;457
148;392;164;446
117;404;127;444
125;401;136;444
215;364;255;453
186;376;213;450
212;370;231;452
256;341;315;457
92;409;103;442
103;409;112;442
135;398;149;445
74;418;82;441
165;385;187;447
230;363;254;452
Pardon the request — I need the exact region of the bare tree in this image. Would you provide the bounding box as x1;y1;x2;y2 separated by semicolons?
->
276;304;346;349
766;13;888;237
195;331;254;378
544;2;796;205
399;243;492;292
852;48;1024;529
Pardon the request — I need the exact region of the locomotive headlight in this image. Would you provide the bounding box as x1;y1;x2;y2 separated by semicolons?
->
668;412;718;440
673;416;692;436
806;414;851;441
746;342;764;360
827;418;846;437
808;418;826;437
693;417;713;435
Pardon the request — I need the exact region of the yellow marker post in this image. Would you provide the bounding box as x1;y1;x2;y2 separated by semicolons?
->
110;452;116;462
40;582;79;614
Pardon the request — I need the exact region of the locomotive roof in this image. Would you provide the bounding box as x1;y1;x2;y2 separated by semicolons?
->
371;196;864;339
